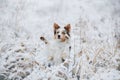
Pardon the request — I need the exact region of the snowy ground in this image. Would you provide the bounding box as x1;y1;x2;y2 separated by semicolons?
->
0;0;120;80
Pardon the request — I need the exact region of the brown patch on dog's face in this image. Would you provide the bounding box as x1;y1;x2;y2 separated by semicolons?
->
54;23;71;42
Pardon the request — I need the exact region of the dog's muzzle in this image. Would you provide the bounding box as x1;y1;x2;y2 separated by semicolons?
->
58;35;61;39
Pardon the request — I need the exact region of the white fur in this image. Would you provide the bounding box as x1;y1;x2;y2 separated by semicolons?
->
40;38;71;66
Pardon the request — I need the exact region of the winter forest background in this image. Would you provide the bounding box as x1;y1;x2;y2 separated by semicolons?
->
0;0;120;80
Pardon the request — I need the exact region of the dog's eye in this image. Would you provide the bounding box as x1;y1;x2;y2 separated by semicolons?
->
57;32;59;34
62;32;65;34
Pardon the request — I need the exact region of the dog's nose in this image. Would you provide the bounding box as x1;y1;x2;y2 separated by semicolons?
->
58;35;60;39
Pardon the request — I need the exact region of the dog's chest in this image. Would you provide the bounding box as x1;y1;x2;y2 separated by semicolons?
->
47;41;69;55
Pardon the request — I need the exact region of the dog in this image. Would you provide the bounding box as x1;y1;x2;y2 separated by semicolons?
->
40;23;71;66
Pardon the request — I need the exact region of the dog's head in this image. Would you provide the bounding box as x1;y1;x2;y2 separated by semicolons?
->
53;23;71;42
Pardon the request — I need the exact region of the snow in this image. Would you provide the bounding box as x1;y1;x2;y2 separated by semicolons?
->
0;0;120;80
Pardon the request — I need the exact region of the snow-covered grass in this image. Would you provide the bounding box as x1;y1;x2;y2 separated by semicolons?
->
0;0;120;80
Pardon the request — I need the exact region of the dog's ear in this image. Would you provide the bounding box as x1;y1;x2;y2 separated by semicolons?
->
54;23;60;35
64;24;71;32
53;23;60;30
